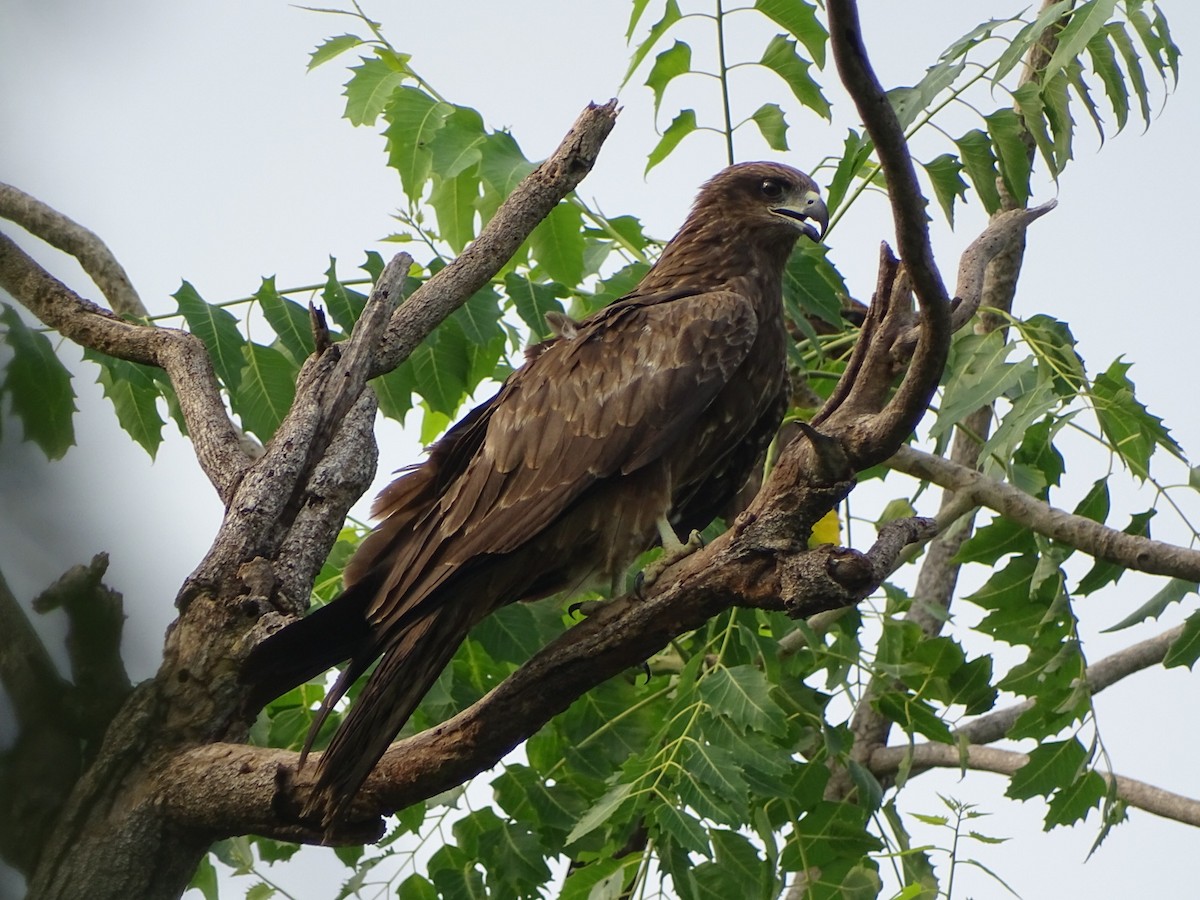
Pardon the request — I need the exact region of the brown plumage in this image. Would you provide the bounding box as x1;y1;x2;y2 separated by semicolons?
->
243;162;828;821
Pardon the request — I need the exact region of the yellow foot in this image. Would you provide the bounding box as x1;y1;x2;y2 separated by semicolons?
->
640;525;704;590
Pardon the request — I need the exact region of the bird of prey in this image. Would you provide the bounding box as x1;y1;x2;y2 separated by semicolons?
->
244;161;828;821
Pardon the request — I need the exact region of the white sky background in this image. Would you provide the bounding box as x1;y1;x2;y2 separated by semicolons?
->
1;1;1199;898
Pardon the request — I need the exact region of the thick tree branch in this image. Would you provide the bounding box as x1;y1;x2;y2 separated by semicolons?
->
868;742;1200;828
888;445;1200;581
177;254;410;607
0;232;253;502
159;501;933;841
0;182;146;317
371;100;619;377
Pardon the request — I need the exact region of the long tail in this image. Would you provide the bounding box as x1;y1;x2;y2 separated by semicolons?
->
303;604;473;823
240;579;376;710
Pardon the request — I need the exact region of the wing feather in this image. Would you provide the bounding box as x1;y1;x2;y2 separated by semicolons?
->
363;288;759;626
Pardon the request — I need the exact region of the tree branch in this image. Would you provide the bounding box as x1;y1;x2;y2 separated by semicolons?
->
958;622;1186;746
868;742;1200;828
176;254;410;607
371;100;619;378
826;0;951;463
159;503;934;842
0;181;147;317
888;445;1200;581
0;232;254;502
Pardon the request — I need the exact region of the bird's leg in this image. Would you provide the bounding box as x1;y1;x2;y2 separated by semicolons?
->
639;516;704;590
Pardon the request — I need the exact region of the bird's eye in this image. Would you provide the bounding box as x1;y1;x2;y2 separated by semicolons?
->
760;179;786;201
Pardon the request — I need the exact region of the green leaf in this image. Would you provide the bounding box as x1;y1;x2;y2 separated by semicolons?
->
82;350;164;457
1007;738;1088;800
0;305;76;459
1103;577;1196;632
651;805;712;857
759;35;830;119
749;103;788;151
1044;0;1119;82
888;59;966;131
1073;477;1110;523
320;259;367;333
492;763;585;838
1067;58;1106;143
245;884;275;900
308;33;362;71
530;203;586;286
562;858;632;900
255;276;314;364
1086;32;1129;133
342;56;405;127
1075;508;1154;596
873;692;954;743
1045;770;1106;829
477;131;535;197
921;154;968;226
964;555;1047;643
430;168;480;253
825;129;873;216
645;40;691;114
428;105;487;180
754;0;827;67
955;515;1036;565
188;855;219;900
1163;611;1200;670
1041;70;1076;172
453;808;550;894
781;802;880;871
397;874;439;900
1012;82;1060;177
623;0;682;85
986;108;1032;205
782;242;846;329
933;332;1030;439
505;274;566;340
372;361;416;421
993;2;1073;83
172;281;245;392
426;844;486;900
954;129;1002;214
235;343;298;442
698;665;786;737
1108;23;1151;126
1092;358;1183;479
646;109;697;174
1018;314;1086;396
565;780;635;845
384;86;453;201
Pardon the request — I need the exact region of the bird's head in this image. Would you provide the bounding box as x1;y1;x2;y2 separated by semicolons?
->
696;162;828;243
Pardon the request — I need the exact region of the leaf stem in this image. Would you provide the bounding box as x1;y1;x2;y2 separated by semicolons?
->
714;0;736;165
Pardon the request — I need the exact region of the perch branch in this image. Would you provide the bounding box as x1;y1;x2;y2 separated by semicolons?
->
160;508;933;841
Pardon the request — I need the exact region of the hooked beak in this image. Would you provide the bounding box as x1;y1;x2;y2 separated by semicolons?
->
772;190;829;241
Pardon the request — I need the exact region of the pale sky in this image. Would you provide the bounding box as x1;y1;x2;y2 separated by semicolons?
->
2;2;1199;897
